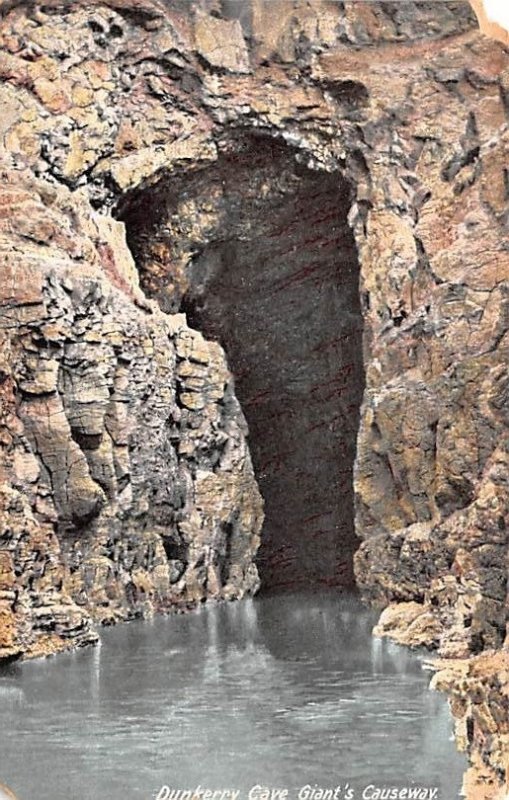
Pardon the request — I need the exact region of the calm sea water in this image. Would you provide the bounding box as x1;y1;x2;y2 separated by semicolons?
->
0;593;465;800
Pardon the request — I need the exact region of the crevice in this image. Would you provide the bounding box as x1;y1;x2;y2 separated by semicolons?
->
117;134;365;593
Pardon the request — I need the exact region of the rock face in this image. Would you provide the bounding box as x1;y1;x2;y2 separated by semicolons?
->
0;161;262;659
0;0;506;643
0;0;508;793
432;653;509;800
120;137;364;591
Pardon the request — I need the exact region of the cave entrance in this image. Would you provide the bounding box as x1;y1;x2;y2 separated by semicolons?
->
119;136;364;593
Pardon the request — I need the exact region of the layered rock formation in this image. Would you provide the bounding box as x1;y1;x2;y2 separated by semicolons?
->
0;0;508;794
0;160;263;659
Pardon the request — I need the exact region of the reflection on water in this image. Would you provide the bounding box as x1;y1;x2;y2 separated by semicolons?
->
0;593;465;800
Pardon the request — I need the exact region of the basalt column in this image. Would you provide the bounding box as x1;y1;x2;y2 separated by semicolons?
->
121;138;364;592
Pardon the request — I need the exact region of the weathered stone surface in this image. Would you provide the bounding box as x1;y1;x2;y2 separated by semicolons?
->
0;484;98;660
0;161;262;657
431;651;509;800
0;1;508;794
194;11;250;74
373;601;443;649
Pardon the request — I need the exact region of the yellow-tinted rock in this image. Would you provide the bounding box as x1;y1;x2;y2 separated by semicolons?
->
194;12;249;73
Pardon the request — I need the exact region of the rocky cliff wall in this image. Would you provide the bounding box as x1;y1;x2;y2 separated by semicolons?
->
0;160;263;659
431;652;508;800
0;0;507;654
0;0;508;792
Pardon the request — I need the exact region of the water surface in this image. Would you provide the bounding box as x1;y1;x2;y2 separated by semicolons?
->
0;593;465;800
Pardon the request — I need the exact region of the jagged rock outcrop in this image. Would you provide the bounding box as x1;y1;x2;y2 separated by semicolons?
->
0;160;262;658
0;0;508;794
0;0;504;654
431;652;509;800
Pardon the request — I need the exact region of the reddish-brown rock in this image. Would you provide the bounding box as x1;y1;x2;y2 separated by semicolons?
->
0;1;508;794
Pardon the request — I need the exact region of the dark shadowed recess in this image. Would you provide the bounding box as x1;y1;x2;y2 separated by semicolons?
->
117;135;365;593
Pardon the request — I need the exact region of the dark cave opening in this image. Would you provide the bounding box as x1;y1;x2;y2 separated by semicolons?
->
119;136;365;593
